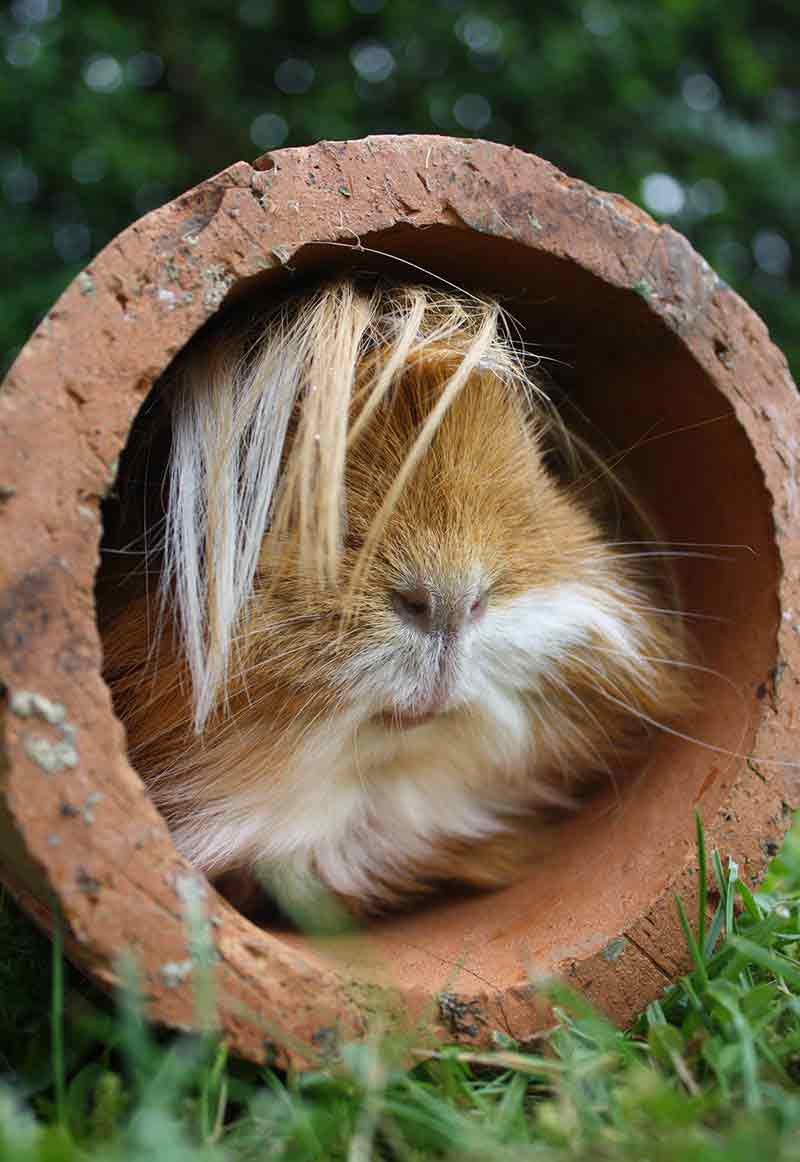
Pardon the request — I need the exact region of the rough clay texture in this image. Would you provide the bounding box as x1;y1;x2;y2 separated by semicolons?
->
0;135;798;1065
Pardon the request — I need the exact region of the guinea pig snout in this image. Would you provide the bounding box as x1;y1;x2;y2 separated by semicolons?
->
390;581;488;637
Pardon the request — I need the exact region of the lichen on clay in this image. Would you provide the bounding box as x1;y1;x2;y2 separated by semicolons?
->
82;791;104;824
202;264;235;309
23;734;78;774
11;690;78;772
602;937;627;962
10;689;67;725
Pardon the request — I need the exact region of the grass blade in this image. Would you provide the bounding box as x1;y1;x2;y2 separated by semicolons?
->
676;894;709;991
730;938;800;990
695;810;708;961
50;916;67;1130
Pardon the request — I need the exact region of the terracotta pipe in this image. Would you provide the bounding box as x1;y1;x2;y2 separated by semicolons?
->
1;135;798;1065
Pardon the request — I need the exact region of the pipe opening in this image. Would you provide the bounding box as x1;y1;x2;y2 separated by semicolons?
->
95;223;779;992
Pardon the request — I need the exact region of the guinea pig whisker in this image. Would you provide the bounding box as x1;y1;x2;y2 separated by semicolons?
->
619;412;735;451
229;612;336;642
520;692;595;785
559;647;659;703
559;647;752;771
231;643;342;686
563;413;732;503
604;539;755;552
101;515;168;554
100;547;155;557
583;645;745;700
320;239;490;310
598;550;739;563
623;603;728;624
561;418;666;499
544;672;618;773
588;686;756;768
230;628;363;693
282;689;345;749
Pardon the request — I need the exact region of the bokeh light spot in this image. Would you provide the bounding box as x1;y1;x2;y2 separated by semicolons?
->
83;54;124;93
455;15;503;54
715;238;751;278
274;58;315;95
428;95;451;127
5;32;41;67
682;72;721;113
582;1;619;36
2;161;39;204
351;41;395;83
452;92;491;131
53;222;91;264
250;112;289;150
688;178;726;216
753;231;792;277
71;149;107;185
10;0;59;25
127;52;163;87
641;172;685;215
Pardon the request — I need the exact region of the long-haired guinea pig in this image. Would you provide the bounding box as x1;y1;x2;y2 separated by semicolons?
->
99;278;694;922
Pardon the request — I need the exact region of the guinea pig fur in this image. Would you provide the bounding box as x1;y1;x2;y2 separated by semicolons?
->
99;278;694;920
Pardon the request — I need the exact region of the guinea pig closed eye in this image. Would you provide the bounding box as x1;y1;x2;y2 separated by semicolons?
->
99;278;694;922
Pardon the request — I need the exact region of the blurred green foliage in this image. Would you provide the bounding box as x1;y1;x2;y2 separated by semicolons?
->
1;0;798;377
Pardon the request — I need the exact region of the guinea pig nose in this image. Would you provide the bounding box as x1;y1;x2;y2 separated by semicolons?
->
391;585;488;635
391;586;438;633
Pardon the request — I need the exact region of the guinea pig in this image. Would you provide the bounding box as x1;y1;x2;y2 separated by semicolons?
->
99;277;694;923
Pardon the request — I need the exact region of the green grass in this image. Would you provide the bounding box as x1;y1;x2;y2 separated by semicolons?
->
4;814;800;1160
